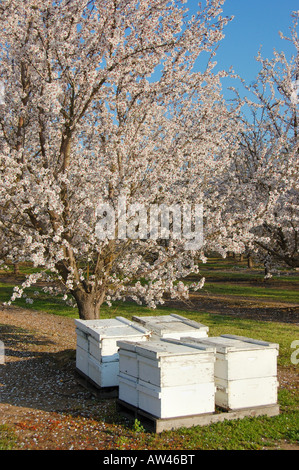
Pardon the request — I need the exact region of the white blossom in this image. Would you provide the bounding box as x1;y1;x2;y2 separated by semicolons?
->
0;0;243;318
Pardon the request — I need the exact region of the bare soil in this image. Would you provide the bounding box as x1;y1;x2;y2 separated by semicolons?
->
0;304;123;450
164;291;299;324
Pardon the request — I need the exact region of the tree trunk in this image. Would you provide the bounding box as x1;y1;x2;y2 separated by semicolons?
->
13;263;20;275
72;289;106;320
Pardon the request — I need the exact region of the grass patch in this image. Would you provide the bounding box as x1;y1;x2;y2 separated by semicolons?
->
163;402;299;450
0;283;78;318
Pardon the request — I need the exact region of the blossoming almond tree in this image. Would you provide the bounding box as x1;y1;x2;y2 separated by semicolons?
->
0;0;241;319
227;12;299;272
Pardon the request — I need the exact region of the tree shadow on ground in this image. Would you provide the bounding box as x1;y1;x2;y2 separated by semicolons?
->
0;323;107;416
0;324;56;360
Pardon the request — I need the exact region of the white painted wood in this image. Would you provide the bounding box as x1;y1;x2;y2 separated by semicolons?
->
181;335;278;380
76;345;89;376
222;334;279;349
75;318;122;339
88;336;123;363
133;338;215;360
88;356;119;388
118;374;139;407
75;316;150;344
117;339;216;418
215;377;278;410
75;317;151;388
138;354;214;387
191;335;279;354
76;328;89;352
213;348;278;380
119;348;139;379
132;314;209;339
88;335;103;362
137;381;216;418
117;339;215;386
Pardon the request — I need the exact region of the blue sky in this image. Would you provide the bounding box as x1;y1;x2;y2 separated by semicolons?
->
188;0;298;93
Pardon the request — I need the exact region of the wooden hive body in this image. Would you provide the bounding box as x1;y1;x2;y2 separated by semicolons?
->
180;334;279;410
118;338;216;419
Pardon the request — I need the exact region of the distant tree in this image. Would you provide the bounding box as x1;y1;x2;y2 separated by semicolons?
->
228;12;299;271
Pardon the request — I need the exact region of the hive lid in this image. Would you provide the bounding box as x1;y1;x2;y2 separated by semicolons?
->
180;334;279;353
132;314;209;335
117;340;139;353
117;338;215;359
75;316;150;341
221;334;279;350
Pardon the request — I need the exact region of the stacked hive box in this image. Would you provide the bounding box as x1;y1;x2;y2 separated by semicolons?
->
180;334;279;410
117;338;216;419
132;314;209;340
75;317;150;388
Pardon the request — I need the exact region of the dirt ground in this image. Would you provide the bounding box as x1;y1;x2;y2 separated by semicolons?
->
165;291;299;324
0;292;298;450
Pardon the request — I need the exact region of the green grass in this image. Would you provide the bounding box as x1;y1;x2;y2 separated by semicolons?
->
0;283;78;318
0;425;18;450
160;399;299;450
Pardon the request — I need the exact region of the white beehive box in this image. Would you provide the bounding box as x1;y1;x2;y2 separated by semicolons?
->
137;339;215;388
117;338;216;418
118;338;215;385
118;340;139;380
75;317;150;361
132;314;209;340
181;334;279;410
88;355;121;388
76;328;89;375
74;317;150;388
118;375;139;407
